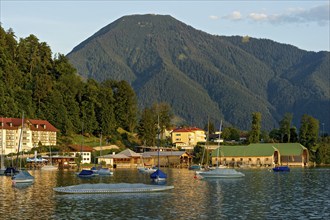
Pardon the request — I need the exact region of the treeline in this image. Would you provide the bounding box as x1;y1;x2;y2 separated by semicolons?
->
0;27;137;138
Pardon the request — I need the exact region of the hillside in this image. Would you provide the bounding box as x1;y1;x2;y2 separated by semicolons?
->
67;14;330;131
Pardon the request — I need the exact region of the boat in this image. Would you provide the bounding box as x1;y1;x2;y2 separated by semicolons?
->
12;170;34;184
273;166;290;172
4;167;19;176
150;116;167;183
91;166;113;175
0;118;5;175
197;121;245;179
138;166;157;174
77;169;97;178
41;146;57;171
11;113;35;183
196;168;245;178
188;164;201;170
150;169;167;182
53;183;174;194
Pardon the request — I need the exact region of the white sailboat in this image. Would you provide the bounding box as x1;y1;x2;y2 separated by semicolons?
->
41;146;57;170
197;121;245;178
0;117;5;175
12;113;35;184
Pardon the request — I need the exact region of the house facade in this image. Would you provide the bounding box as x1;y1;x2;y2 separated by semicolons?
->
98;148;193;168
171;127;206;150
0;117;58;155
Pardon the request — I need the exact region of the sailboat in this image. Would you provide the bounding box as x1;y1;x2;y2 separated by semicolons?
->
41;146;57;170
12;114;35;184
91;132;113;175
150;116;167;183
1;117;6;175
197;121;245;178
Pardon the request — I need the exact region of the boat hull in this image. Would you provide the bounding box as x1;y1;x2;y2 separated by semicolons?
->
197;168;245;178
53;183;174;194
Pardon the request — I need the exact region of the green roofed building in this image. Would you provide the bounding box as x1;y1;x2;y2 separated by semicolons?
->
211;143;308;167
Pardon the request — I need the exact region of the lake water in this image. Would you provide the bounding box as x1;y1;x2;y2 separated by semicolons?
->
0;168;329;219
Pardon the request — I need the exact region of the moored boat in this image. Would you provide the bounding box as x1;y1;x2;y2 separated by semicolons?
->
53;183;174;194
12;170;35;184
273;166;290;172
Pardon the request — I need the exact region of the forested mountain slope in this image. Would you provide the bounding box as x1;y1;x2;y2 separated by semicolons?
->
67;14;330;131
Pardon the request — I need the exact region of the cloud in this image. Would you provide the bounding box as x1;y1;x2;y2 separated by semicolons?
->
209;15;219;20
248;4;329;26
223;11;242;21
248;13;268;21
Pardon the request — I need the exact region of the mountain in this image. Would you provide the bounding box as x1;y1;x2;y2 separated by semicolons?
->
67;14;330;131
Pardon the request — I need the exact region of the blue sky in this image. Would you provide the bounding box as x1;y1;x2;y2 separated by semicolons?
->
1;1;329;55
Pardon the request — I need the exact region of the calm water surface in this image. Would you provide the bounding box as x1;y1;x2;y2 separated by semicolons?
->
0;168;329;219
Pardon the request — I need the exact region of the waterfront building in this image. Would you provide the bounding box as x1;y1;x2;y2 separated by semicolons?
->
0;117;58;155
211;143;309;167
171;127;206;150
98;148;193;168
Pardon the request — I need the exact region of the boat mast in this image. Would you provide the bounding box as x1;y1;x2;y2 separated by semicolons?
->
217;120;222;168
15;112;24;169
1;117;5;170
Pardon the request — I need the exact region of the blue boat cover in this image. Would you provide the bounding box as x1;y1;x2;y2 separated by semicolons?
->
79;170;94;175
150;169;167;179
273;166;290;172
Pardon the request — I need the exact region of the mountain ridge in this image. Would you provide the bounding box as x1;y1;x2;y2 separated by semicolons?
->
67;14;330;131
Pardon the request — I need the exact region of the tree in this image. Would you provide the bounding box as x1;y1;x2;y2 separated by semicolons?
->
299;114;319;151
269;128;281;142
279;113;293;142
249;112;261;143
138;107;157;146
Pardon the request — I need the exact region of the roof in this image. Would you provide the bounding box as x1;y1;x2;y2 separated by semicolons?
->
211;145;278;157
211;143;308;157
119;149;142;157
68;145;94;152
142;151;191;157
253;143;307;156
0;117;58;132
172;127;204;133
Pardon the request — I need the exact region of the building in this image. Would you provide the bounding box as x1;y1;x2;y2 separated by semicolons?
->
98;148;193;168
66;145;93;164
0;117;58;155
171;127;206;150
210;143;309;167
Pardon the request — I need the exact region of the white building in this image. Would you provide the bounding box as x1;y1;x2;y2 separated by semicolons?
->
0;117;58;155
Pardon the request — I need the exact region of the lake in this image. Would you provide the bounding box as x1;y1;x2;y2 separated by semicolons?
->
0;168;329;219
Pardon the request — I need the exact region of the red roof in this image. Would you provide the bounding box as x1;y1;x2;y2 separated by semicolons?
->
68;144;94;152
0;117;58;132
172;127;204;133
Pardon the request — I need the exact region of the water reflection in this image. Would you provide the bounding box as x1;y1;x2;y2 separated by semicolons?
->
0;168;329;219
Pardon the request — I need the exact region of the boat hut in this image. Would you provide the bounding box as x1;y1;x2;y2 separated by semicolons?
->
97;148;142;168
211;143;309;167
259;143;309;166
142;151;193;168
211;145;279;167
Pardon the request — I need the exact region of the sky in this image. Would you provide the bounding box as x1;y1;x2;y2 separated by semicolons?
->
1;0;329;55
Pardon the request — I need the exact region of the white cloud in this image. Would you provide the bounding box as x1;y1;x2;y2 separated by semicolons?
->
209;15;219;20
248;13;268;21
223;11;242;21
248;4;329;26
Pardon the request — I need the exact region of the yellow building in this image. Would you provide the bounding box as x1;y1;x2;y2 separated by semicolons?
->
171;127;206;150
